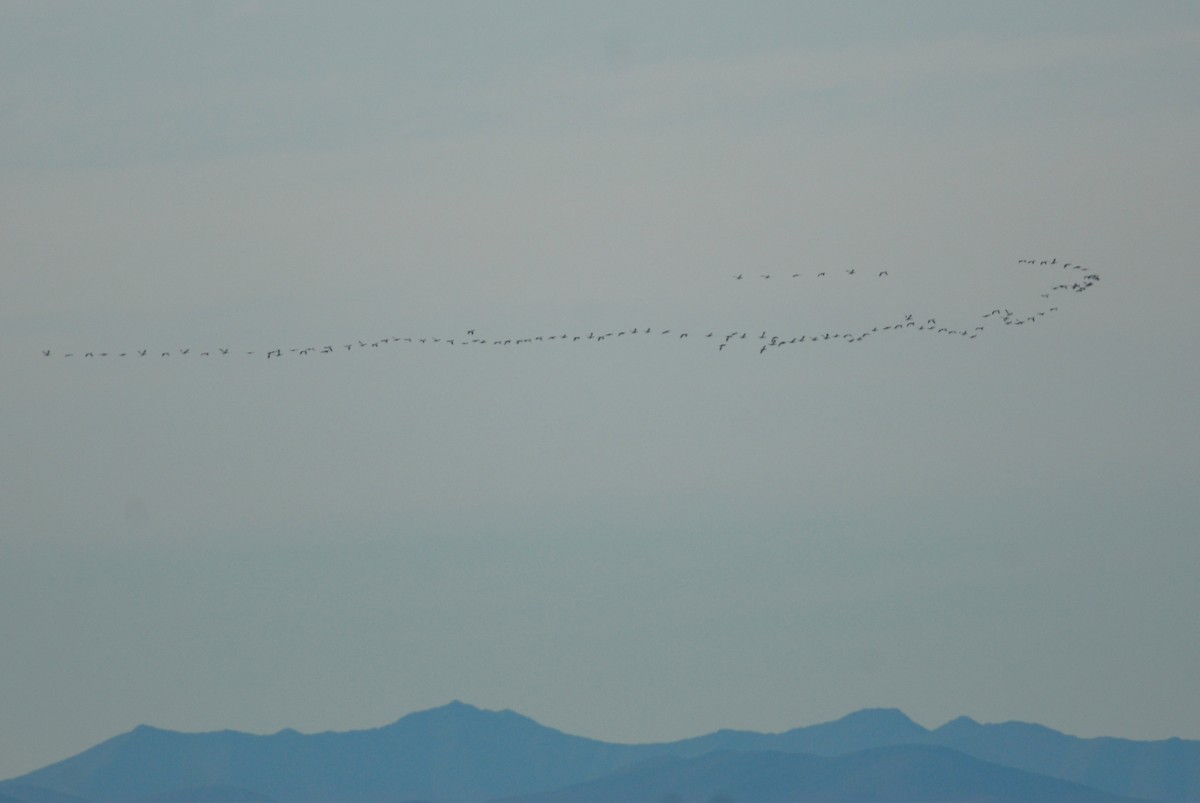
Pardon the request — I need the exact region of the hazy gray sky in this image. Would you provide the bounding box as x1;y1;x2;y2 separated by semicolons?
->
3;1;1200;780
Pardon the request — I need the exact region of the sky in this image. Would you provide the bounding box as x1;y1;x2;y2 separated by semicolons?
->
3;0;1200;780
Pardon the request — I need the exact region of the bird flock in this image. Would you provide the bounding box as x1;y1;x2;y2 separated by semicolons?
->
41;259;1098;360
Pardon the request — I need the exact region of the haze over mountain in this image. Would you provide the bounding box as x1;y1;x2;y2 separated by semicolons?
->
3;702;1196;803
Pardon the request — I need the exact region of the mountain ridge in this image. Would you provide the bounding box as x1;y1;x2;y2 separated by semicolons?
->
3;702;1197;803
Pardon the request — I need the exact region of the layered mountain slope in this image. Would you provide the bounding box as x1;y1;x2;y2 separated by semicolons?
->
498;745;1153;803
4;703;1198;803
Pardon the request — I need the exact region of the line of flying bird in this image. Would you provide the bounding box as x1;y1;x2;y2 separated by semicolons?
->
733;268;891;279
41;259;1098;360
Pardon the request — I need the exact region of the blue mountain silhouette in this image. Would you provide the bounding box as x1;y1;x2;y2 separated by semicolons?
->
2;702;1196;803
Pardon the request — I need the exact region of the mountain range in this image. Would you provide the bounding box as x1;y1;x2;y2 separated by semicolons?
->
2;702;1196;803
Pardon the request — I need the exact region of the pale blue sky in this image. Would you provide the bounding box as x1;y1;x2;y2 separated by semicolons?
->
3;1;1200;780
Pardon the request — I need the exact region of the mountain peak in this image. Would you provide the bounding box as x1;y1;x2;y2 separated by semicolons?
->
397;700;505;723
381;700;556;738
936;714;981;734
426;699;476;716
825;707;929;740
837;707;923;728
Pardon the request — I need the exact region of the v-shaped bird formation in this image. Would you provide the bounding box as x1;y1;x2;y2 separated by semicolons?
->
41;259;1097;360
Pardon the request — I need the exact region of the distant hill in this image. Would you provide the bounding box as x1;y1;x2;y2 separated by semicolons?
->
649;708;1200;802
653;707;930;757
921;716;1200;803
3;702;1198;803
0;785;98;803
0;702;657;803
127;787;281;803
0;784;278;803
497;745;1153;803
